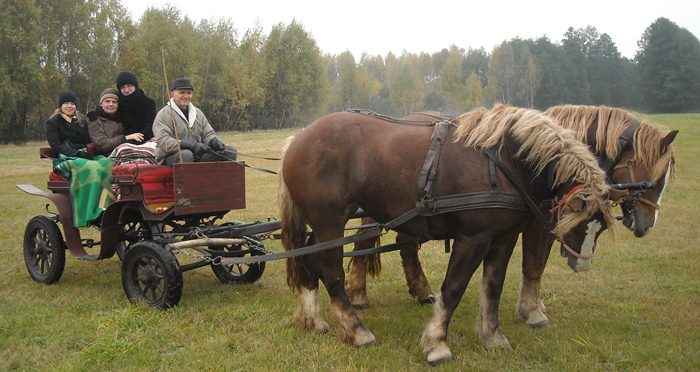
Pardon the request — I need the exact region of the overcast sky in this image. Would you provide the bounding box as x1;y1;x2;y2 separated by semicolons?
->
119;0;699;59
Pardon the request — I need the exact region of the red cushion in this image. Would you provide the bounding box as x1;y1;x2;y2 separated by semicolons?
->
112;164;174;204
49;172;67;181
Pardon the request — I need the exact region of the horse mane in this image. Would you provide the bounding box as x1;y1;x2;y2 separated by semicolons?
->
544;105;675;182
453;104;613;237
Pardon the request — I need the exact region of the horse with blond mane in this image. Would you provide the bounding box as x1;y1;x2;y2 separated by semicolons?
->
278;104;614;364
345;105;677;332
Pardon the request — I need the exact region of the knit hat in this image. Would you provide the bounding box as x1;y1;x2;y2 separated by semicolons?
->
116;71;139;89
100;88;119;103
58;91;77;106
170;78;194;91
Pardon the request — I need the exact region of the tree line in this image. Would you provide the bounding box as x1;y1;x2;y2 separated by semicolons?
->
2;1;699;143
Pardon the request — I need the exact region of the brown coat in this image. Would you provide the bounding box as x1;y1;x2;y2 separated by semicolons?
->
88;114;126;155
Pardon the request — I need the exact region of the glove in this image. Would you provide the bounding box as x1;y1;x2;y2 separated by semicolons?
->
209;137;226;152
77;151;95;160
179;138;196;150
191;142;209;156
180;138;209;156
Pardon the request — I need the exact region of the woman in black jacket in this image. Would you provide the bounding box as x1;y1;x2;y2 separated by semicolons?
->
115;71;156;143
45;91;94;159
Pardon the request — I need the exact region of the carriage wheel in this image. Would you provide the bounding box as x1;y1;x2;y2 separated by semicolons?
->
121;240;183;309
116;214;153;261
23;216;66;284
210;240;266;284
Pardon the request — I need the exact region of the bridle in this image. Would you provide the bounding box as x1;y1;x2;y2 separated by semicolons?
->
548;183;597;261
610;159;659;211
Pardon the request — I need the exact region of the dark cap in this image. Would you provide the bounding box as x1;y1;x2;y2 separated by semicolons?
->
116;71;139;89
170;78;194;91
100;87;119;103
58;91;77;106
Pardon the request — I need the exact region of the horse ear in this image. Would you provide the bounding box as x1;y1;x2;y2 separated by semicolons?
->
661;130;678;153
608;188;628;202
566;197;585;213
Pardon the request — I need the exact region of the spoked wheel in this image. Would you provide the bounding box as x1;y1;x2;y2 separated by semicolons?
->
121;240;183;309
23;216;66;284
210;239;266;284
116;211;154;260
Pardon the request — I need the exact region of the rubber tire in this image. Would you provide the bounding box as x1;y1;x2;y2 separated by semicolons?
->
210;242;266;284
121;240;183;309
23;216;66;284
116;216;152;261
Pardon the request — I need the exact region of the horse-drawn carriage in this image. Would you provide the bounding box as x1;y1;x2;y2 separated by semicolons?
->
17;104;677;365
18;149;280;309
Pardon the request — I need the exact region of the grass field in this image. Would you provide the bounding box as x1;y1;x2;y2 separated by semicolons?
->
0;114;698;371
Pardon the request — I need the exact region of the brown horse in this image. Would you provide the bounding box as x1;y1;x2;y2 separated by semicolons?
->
517;105;677;327
345;105;677;331
278;105;614;363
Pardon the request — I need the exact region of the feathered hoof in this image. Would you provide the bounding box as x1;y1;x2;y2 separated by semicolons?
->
518;307;549;329
526;317;549;329
348;291;370;309
482;334;512;351
418;294;436;305
426;342;453;366
294;311;329;333
352;328;376;346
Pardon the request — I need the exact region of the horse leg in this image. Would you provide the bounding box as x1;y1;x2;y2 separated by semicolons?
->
398;234;436;304
421;235;490;365
315;229;376;346
475;234;519;350
292;233;330;333
346;217;379;308
516;225;555;328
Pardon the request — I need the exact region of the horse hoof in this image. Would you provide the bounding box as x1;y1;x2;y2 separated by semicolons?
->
314;319;330;333
426;342;453;365
483;337;512;351
520;309;549;329
353;328;376;346
527;318;549;329
418;294;436;305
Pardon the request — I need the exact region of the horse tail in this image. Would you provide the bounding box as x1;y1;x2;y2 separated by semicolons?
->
348;217;382;277
278;136;308;293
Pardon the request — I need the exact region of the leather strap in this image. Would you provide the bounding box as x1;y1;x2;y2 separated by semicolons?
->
483;147;549;223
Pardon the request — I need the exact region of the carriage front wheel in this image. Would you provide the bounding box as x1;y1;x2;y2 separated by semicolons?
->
23;215;66;284
121;240;183;309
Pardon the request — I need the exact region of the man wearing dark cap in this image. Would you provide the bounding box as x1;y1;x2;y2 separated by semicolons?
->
153;78;237;165
87;88;145;155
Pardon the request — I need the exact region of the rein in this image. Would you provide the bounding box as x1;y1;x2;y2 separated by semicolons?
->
548;183;586;214
559;239;593;260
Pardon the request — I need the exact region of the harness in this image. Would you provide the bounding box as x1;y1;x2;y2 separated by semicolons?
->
384;120;533;232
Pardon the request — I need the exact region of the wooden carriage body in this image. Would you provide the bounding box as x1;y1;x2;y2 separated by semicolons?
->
18;148;245;260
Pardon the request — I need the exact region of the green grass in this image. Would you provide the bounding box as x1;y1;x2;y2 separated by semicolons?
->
1;116;699;371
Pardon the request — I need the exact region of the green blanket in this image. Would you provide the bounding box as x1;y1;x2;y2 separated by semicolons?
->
54;155;115;227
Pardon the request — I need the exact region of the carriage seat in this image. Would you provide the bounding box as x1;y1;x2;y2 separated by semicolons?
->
111;163;175;204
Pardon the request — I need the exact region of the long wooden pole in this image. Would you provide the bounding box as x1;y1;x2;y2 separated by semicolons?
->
160;41;183;163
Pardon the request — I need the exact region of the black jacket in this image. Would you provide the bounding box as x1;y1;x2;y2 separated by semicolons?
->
118;88;156;142
45;112;91;157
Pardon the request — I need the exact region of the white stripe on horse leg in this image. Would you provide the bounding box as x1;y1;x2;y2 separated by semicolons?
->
294;288;329;332
421;294;452;364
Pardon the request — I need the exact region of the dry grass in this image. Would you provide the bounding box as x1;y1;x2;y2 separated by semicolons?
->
0;116;698;370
